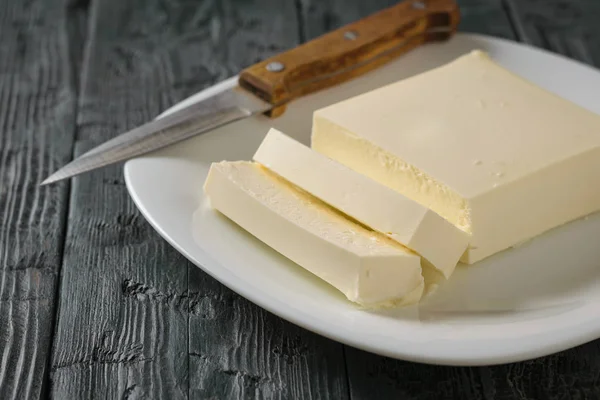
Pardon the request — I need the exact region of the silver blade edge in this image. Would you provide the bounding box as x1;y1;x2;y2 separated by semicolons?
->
41;87;271;185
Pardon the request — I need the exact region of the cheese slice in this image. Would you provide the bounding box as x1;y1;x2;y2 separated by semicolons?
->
253;128;469;278
203;161;424;307
312;50;600;263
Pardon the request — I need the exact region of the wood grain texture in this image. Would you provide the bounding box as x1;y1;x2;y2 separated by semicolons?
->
49;0;349;399
347;344;600;399
506;0;600;66
189;270;348;400
298;0;515;41
49;0;206;396
456;0;515;39
0;0;83;398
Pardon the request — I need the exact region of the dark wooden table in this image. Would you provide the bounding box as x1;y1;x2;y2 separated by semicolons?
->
1;0;600;398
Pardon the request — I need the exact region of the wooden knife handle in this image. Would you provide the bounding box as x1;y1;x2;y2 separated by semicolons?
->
239;0;459;117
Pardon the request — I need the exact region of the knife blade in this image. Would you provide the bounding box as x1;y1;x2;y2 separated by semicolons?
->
41;88;270;185
42;0;460;185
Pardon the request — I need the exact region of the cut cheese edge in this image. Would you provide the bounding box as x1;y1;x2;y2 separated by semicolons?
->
312;49;600;263
203;161;424;307
253;128;468;278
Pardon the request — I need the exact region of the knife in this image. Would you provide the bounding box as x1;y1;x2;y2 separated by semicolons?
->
41;0;459;185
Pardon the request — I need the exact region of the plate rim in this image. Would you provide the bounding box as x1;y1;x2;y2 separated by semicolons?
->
124;32;600;366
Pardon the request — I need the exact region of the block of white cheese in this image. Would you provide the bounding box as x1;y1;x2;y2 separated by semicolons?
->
253;128;469;278
312;50;600;264
203;161;424;307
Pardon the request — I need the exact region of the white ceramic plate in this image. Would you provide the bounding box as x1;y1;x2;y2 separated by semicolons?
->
125;33;600;366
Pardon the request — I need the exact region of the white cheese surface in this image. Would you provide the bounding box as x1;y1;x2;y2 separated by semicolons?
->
254;128;468;278
312;50;600;263
203;161;424;307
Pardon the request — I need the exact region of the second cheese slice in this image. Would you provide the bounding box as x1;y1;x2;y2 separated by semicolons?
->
204;161;424;308
253;128;469;278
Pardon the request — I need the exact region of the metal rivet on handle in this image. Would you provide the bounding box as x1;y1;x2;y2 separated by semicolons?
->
266;61;285;72
344;30;358;40
412;1;426;9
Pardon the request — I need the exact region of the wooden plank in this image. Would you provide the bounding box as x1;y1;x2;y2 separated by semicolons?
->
49;0;199;397
187;1;349;399
50;0;349;398
188;271;349;399
345;343;600;399
299;0;398;41
457;0;515;39
0;0;83;398
298;0;515;41
505;0;600;66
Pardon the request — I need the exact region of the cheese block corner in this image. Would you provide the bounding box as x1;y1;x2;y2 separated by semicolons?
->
312;49;600;263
